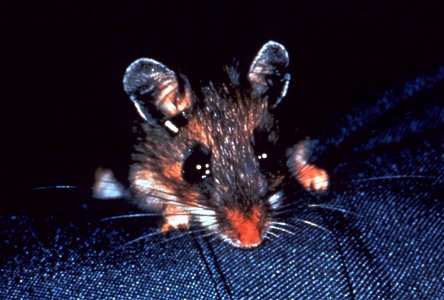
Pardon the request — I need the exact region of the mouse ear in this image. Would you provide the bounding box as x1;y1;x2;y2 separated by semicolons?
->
248;41;290;109
123;58;192;125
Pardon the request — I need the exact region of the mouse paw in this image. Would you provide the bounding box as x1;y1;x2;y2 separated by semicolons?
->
297;165;329;192
160;204;191;232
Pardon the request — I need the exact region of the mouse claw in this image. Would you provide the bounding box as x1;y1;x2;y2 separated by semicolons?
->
297;165;329;192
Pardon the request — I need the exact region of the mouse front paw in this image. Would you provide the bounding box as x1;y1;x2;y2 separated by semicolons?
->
296;165;329;192
160;204;191;232
288;139;329;192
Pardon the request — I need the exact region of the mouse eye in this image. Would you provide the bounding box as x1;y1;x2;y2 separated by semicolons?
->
253;130;282;176
182;144;212;185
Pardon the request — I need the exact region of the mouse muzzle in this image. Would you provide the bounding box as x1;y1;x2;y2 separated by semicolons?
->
224;206;266;249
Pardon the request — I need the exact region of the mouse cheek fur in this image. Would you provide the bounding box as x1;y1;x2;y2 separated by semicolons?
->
287;140;330;192
130;169;194;232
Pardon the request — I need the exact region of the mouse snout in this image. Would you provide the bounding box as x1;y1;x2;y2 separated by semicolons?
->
225;207;264;249
237;227;262;249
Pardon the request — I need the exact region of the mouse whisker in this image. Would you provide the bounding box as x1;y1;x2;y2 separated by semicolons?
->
263;234;277;243
33;185;78;190
101;212;218;223
195;231;217;240
119;227;209;249
274;197;306;210
137;187;203;204
350;174;436;183
292;218;331;233
266;231;279;238
269;225;295;235
307;203;358;216
158;196;213;210
269;221;296;228
138;187;211;208
100;213;162;222
137;186;180;197
272;202;306;216
270;221;300;231
187;212;215;217
197;219;219;226
136;189;213;211
327;174;438;188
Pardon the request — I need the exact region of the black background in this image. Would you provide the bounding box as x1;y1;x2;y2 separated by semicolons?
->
1;0;443;211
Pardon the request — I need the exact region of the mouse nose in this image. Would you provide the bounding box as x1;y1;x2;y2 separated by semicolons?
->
226;207;263;248
237;227;262;248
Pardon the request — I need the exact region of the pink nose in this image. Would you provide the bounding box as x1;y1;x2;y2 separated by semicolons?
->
226;207;263;248
238;228;262;248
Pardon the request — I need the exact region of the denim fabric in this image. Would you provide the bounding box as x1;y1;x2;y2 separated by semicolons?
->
1;67;443;299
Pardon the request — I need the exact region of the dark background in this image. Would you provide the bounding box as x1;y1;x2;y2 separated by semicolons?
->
1;0;443;211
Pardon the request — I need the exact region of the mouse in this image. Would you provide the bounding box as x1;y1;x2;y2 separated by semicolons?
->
94;41;329;249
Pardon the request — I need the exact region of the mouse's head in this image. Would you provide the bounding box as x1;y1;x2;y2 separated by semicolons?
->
123;41;290;248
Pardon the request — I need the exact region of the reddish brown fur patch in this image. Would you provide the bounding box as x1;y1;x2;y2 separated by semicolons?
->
186;117;213;147
162;161;183;182
226;207;262;247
